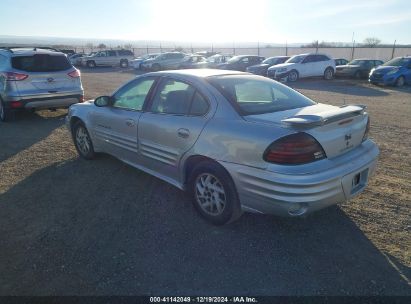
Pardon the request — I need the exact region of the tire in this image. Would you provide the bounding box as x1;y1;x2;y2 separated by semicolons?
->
287;70;299;82
152;63;161;72
188;161;242;225
324;67;334;80
120;59;128;68
395;76;405;87
354;71;361;79
87;60;96;68
0;99;13;122
72;120;95;160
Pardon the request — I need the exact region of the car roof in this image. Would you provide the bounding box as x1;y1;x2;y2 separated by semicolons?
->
4;48;66;56
146;69;247;78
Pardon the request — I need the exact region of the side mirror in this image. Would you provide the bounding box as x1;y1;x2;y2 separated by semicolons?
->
94;96;111;107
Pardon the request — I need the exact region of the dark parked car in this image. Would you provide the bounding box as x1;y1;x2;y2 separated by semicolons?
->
246;56;290;75
336;59;384;79
217;55;265;71
334;58;349;66
178;55;208;69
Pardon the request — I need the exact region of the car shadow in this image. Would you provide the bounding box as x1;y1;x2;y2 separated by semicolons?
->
288;78;390;97
0;156;410;296
0;110;66;163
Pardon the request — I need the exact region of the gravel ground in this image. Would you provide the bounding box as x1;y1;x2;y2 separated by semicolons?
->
0;67;410;296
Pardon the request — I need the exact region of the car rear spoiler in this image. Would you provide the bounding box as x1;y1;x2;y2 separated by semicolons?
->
282;104;367;128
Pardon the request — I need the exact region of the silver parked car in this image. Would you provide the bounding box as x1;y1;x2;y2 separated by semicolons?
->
67;69;379;224
0;48;84;121
140;52;187;71
80;50;134;68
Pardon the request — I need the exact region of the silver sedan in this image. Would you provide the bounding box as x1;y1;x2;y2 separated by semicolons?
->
66;69;379;225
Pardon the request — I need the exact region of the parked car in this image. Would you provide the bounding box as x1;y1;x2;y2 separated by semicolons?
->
246;56;290;75
131;53;160;70
67;69;378;224
140;52;187;71
178;55;208;69
195;51;218;58
369;56;411;87
334;58;349;66
267;53;336;82
336;59;383;79
0;48;83;121
206;54;232;68
69;53;86;66
217;55;265;71
80;50;134;68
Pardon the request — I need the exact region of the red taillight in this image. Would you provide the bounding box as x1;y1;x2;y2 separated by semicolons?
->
362;117;370;142
79;95;84;103
68;69;81;78
10;101;23;108
263;133;326;165
5;72;28;81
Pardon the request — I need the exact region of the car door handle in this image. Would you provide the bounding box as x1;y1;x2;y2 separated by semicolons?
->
125;119;136;127
177;128;190;138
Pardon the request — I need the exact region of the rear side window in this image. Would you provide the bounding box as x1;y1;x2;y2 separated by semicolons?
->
118;50;133;56
12;54;72;72
189;92;209;116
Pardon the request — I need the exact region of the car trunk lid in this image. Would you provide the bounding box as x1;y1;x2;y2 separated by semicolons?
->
244;103;368;159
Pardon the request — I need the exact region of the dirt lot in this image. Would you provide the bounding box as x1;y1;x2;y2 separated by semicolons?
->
0;67;410;296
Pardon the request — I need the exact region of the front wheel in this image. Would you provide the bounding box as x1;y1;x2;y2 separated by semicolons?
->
287;70;299;82
120;59;128;68
189;161;242;225
395;76;405;87
72;121;95;160
87;60;96;68
324;67;334;80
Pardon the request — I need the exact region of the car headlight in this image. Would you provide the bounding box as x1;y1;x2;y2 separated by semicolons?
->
278;68;288;73
386;68;399;76
369;68;375;75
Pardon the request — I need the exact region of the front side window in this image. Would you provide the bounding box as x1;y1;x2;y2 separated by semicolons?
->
208;75;315;115
287;55;305;64
113;78;155;111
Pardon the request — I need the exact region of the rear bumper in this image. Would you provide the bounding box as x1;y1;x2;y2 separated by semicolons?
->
4;92;84;110
220;140;379;217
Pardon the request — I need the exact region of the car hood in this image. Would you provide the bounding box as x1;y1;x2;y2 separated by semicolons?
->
268;62;295;70
373;66;400;73
248;64;270;69
338;65;360;69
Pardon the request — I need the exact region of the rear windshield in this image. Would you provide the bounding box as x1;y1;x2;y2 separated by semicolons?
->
12;54;72;72
207;75;315;115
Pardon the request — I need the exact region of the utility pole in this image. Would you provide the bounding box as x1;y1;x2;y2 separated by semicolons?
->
285;40;288;56
257;41;260;56
351;32;355;60
233;42;236;55
391;40;397;59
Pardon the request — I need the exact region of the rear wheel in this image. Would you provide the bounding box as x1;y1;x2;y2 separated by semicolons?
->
395;76;405;87
120;59;129;68
0;99;13;122
324;67;334;80
72;121;95;159
189;161;242;225
87;60;96;68
287;70;299;82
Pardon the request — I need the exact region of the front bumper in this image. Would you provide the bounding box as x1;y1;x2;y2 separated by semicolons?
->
220;140;379;217
369;74;396;85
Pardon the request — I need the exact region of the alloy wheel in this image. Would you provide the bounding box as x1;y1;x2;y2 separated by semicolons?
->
195;173;227;216
75;126;91;155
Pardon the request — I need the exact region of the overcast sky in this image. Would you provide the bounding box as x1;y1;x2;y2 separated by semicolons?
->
1;0;410;44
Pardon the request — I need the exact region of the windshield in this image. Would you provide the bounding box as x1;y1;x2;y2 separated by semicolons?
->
348;60;366;66
286;55;305;63
262;58;277;64
382;58;410;67
207;75;315;115
228;56;242;63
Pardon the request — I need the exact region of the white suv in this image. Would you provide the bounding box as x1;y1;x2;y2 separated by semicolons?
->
267;53;335;82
